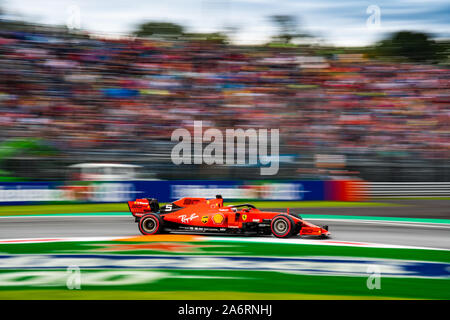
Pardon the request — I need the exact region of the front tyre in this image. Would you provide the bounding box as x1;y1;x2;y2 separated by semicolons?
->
271;214;295;238
289;212;302;220
139;214;164;235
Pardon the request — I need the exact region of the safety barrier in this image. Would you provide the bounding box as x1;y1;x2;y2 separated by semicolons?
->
0;180;447;204
0;180;325;204
349;182;450;198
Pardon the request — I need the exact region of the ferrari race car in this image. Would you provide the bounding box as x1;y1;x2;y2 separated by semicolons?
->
128;195;330;238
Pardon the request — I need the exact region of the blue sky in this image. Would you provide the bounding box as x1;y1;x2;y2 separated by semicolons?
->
3;0;449;46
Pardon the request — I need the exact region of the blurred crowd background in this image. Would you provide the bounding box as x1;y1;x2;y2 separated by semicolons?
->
0;17;448;182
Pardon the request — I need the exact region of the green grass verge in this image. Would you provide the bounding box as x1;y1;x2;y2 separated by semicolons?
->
2;240;449;262
0;290;405;300
0;269;447;299
0;201;402;216
0;240;448;299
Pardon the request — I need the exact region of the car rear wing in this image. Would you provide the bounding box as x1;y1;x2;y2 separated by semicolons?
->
128;198;159;218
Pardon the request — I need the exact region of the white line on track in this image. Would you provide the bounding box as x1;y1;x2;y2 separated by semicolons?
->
0;235;448;251
306;218;450;229
1;215;449;228
0;236;122;243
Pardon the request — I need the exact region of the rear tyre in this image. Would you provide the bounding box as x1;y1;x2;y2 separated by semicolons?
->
271;214;295;238
139;213;163;235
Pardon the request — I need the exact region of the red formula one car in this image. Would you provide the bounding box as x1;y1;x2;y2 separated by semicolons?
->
128;195;330;238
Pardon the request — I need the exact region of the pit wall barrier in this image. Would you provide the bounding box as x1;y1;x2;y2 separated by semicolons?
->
0;180;369;205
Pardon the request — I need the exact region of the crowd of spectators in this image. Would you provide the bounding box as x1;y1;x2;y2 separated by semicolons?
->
0;27;448;179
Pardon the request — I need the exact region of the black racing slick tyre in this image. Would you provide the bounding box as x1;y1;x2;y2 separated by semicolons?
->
289;213;302;236
271;214;295;238
289;212;302;220
138;214;164;235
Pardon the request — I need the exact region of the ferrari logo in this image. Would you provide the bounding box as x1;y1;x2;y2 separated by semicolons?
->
201;216;208;224
242;214;247;221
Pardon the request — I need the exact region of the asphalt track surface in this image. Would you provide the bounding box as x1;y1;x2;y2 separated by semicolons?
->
272;199;450;219
1;215;449;249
